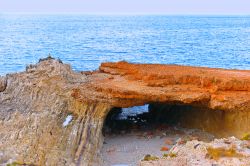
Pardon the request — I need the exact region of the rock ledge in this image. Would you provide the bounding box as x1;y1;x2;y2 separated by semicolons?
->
0;59;249;165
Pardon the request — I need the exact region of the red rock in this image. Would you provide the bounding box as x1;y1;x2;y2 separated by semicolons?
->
83;61;250;110
73;61;250;137
160;146;169;151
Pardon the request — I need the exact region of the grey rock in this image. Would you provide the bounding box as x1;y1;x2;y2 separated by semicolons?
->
0;76;7;92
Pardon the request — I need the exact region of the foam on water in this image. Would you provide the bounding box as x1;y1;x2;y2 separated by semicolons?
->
118;105;149;120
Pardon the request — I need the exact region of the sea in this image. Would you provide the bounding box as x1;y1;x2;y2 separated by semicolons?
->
0;14;250;76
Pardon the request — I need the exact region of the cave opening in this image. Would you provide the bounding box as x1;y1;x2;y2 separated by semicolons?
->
102;103;228;137
100;103;218;166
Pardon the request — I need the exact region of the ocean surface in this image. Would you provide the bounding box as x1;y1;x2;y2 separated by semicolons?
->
0;14;250;76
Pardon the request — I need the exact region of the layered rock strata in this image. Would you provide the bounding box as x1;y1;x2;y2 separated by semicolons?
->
0;59;249;165
76;61;250;137
81;61;250;109
0;59;110;165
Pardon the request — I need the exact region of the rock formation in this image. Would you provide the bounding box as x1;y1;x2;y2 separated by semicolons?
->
0;59;110;165
76;61;250;137
140;137;250;166
0;58;249;165
84;61;250;109
0;76;7;92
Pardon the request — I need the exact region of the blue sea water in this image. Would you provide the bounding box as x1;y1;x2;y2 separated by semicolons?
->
0;14;250;76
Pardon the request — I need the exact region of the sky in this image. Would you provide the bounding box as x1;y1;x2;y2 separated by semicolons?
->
0;0;250;15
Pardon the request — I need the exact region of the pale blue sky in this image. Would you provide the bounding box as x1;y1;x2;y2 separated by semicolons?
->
0;0;250;14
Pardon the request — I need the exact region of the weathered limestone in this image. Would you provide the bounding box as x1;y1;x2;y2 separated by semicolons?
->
74;61;250;137
0;59;249;165
0;76;7;92
140;137;250;166
148;104;250;138
83;61;250;110
0;59;111;165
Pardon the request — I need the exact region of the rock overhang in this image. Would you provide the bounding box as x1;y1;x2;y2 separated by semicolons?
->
72;61;250;111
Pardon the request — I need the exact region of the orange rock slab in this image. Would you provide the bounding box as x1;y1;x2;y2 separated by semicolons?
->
74;61;250;111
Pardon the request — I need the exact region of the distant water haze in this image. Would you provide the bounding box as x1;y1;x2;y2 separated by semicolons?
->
1;0;250;15
0;15;249;76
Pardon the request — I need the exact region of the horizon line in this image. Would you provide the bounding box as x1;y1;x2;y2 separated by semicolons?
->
1;12;250;16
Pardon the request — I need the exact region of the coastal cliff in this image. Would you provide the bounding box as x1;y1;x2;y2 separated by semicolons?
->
0;59;111;165
0;58;249;165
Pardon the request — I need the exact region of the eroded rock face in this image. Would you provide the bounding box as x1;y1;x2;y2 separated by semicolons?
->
148;103;250;138
0;59;111;165
74;61;250;137
75;61;250;110
0;76;7;92
0;59;249;165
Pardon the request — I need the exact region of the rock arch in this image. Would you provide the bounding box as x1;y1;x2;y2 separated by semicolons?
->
0;59;249;165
